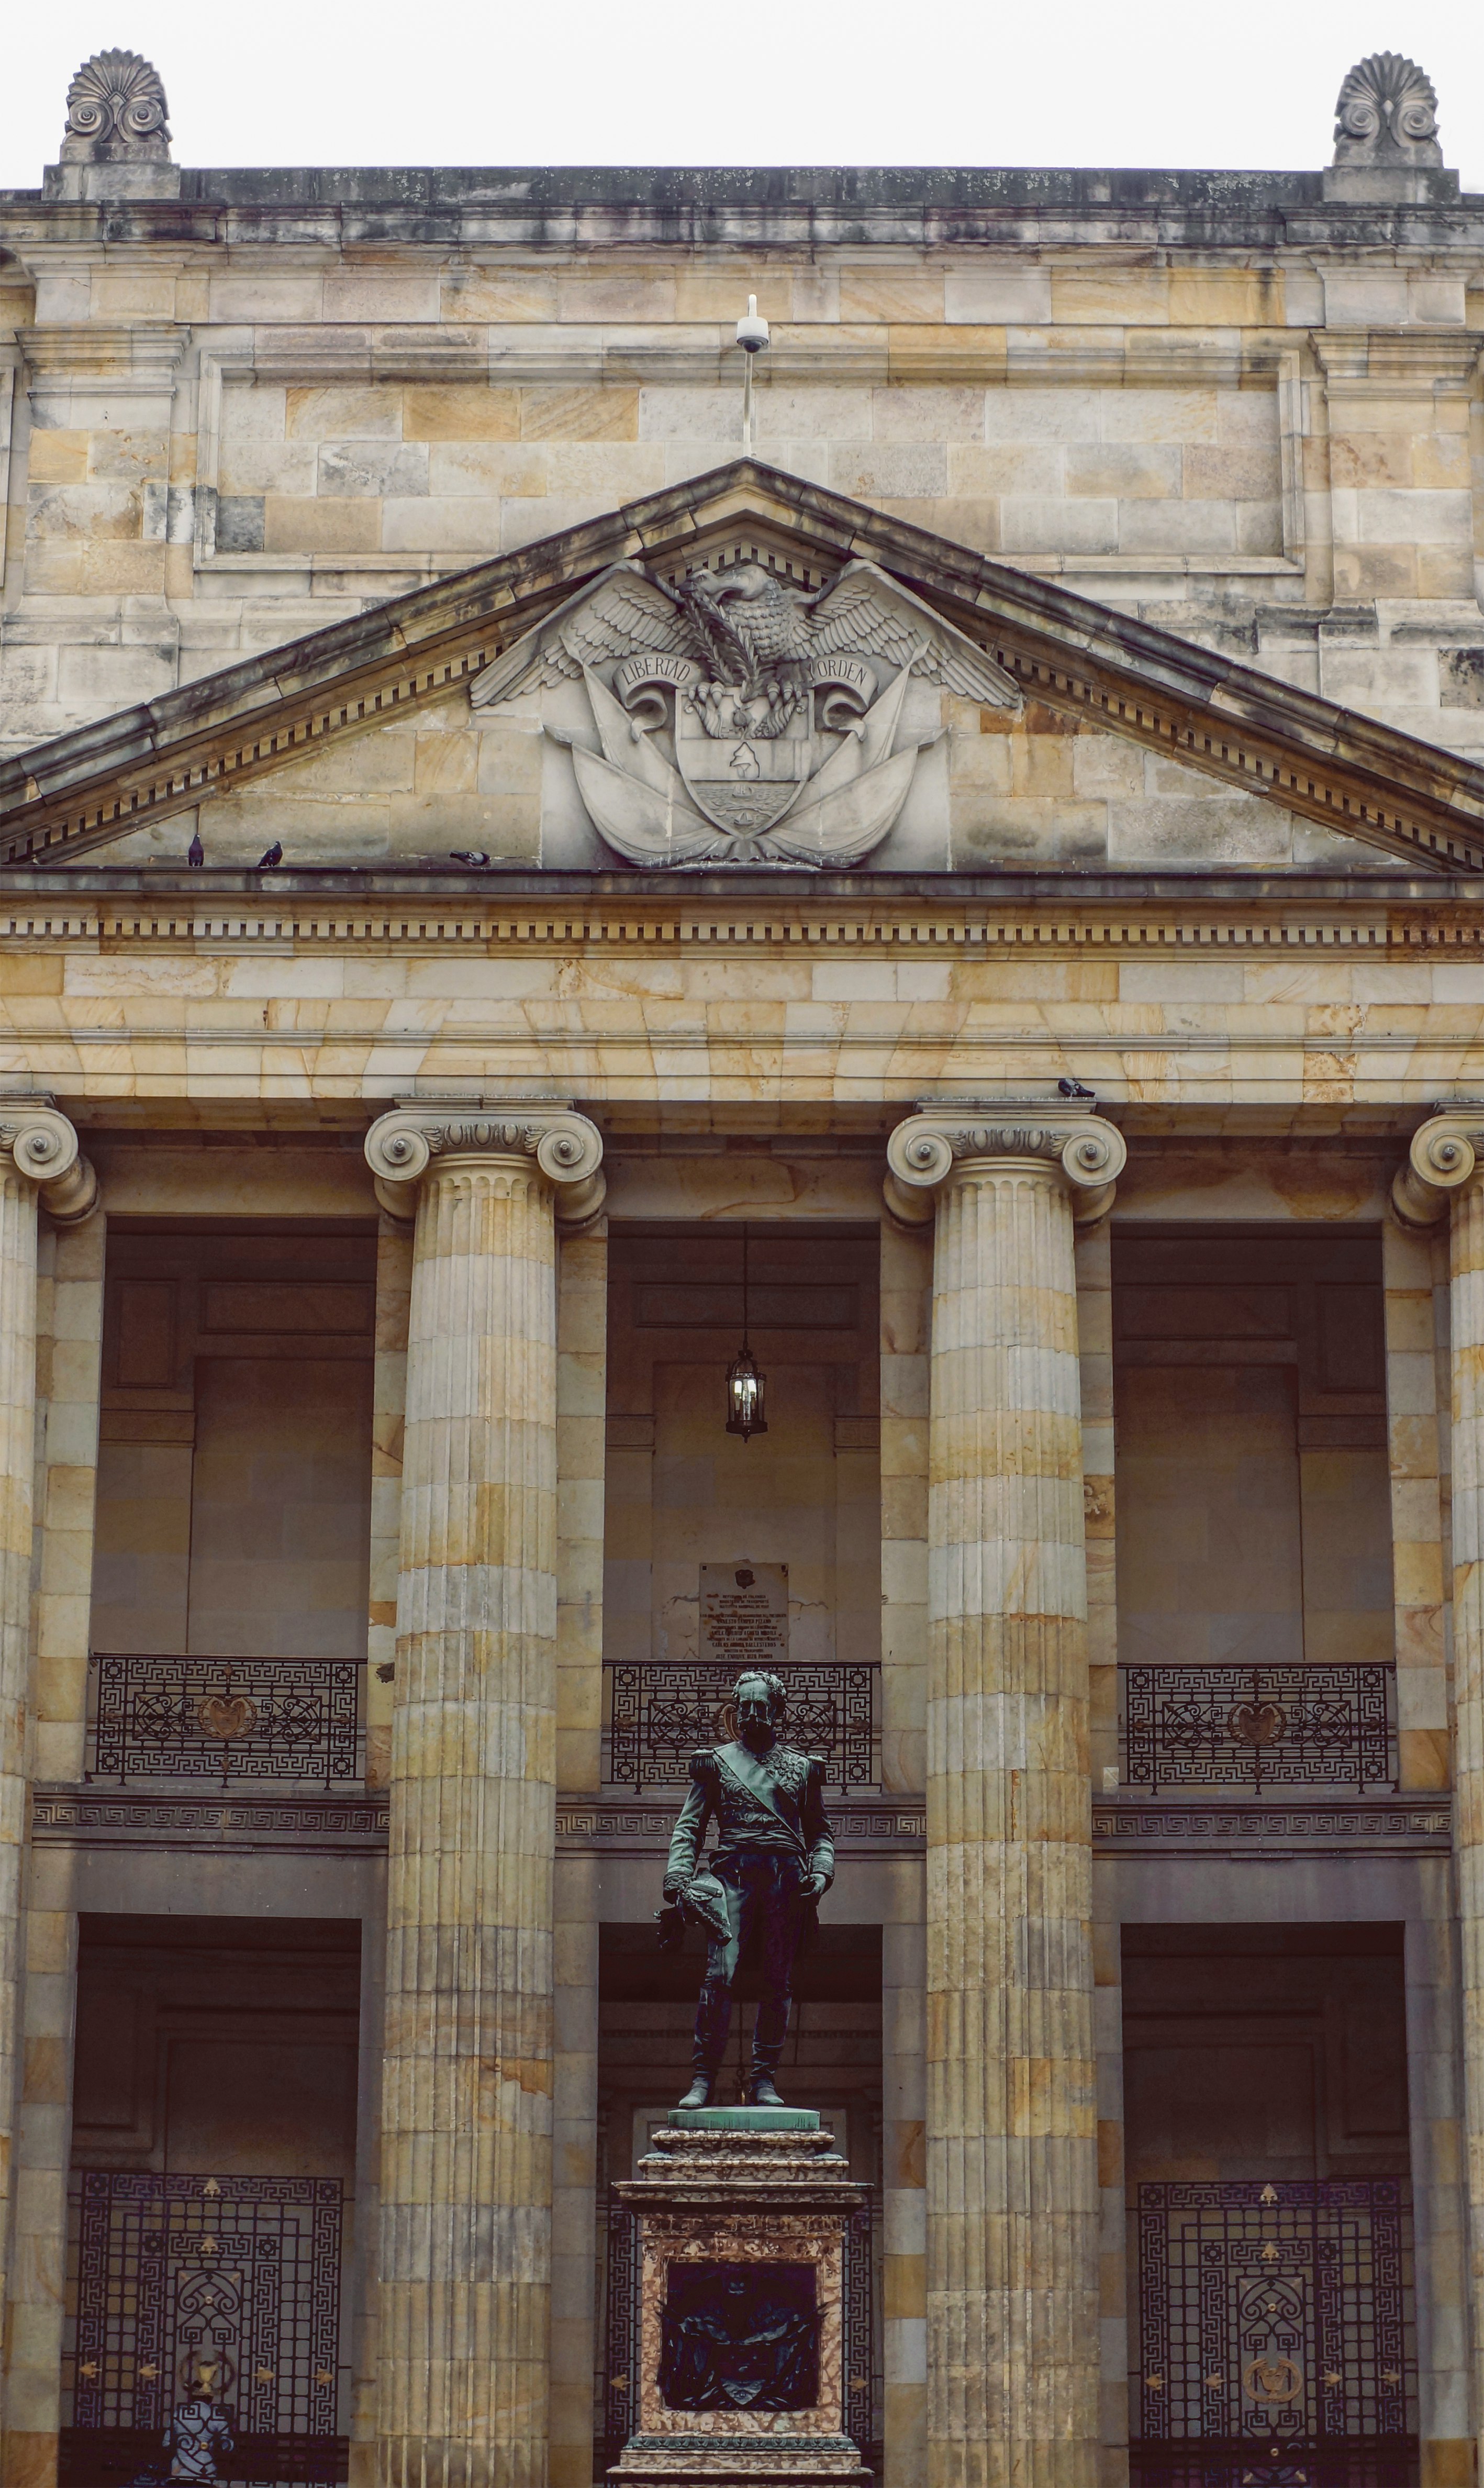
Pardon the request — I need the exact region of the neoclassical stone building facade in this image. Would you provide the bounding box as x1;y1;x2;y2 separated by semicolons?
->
0;38;1481;2488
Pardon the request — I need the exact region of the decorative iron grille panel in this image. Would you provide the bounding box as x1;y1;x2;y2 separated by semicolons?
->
602;2192;641;2469
1129;2456;1415;2487
600;2193;878;2469
605;1662;878;1792
1133;2179;1414;2486
66;2172;345;2483
1121;1667;1395;1793
90;1655;361;1786
842;2196;879;2474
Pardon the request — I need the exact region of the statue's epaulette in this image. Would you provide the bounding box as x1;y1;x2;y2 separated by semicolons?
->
688;1748;715;1779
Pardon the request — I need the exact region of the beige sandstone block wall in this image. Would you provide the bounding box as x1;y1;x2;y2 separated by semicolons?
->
2;245;1483;769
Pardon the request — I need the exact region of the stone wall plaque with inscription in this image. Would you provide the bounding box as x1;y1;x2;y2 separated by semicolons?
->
699;1563;788;1673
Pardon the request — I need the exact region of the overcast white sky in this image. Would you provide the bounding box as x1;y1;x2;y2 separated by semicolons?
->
3;2;1483;192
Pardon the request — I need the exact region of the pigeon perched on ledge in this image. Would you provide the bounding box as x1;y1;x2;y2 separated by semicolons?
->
1058;1077;1095;1099
187;829;204;867
254;841;283;870
449;850;491;868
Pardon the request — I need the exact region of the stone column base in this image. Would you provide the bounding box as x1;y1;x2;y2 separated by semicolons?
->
608;2111;873;2488
609;2435;869;2485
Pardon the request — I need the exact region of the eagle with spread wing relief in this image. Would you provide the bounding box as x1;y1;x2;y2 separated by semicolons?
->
470;553;1021;869
472;557;1021;711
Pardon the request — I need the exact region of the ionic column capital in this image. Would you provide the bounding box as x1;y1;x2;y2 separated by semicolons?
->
884;1099;1126;1230
0;1098;96;1224
1392;1105;1484;1229
365;1098;605;1230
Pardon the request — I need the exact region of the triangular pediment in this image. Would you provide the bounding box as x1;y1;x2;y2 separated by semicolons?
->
2;461;1482;877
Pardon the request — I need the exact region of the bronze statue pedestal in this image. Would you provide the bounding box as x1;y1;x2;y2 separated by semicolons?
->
608;2109;872;2486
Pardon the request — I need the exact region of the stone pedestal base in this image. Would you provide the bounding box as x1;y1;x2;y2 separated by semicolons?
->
608;2109;872;2488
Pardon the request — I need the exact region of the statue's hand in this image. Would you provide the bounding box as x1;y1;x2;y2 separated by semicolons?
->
662;1873;687;1902
802;1871;830;1901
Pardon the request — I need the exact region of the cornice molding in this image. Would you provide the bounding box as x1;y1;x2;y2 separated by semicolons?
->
1;888;1484;954
1311;325;1483;390
18;319;187;392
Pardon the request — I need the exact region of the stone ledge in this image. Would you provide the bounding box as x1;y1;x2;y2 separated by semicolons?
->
559;1795;925;1853
30;1784;389;1853
1094;1790;1450;1854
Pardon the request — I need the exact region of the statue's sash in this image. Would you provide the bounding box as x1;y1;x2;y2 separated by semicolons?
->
714;1744;808;1858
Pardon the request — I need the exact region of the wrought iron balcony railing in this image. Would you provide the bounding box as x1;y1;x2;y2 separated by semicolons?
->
1120;1664;1396;1795
87;1653;362;1787
602;1660;878;1793
1132;2178;1415;2488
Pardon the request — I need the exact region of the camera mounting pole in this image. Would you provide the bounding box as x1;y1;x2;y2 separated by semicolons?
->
734;294;771;456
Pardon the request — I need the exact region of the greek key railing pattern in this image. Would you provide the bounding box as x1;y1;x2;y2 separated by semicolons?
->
604;1661;878;1792
88;1654;362;1787
1132;2179;1414;2488
600;2192;877;2473
1121;1666;1396;1794
64;2171;346;2484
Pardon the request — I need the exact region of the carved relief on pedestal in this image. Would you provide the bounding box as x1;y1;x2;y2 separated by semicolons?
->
472;550;1021;869
609;2120;869;2485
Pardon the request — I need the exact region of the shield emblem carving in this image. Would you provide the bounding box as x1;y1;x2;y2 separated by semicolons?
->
673;686;812;836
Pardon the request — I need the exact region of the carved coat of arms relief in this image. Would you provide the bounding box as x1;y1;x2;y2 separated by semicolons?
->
471;553;1022;867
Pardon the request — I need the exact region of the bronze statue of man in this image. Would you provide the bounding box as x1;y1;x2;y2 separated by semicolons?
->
662;1668;834;2109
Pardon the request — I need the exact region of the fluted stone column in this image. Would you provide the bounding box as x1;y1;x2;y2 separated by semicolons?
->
364;1103;604;2488
885;1102;1124;2488
1394;1107;1484;2469
0;1102;94;2467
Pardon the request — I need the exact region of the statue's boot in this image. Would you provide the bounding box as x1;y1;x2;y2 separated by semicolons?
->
746;2073;786;2108
677;2072;715;2109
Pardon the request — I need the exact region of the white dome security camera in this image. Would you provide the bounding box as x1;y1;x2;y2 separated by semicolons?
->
735;294;770;353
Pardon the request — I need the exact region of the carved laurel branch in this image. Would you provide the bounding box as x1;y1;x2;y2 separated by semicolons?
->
1392;1107;1484;1228
0;1102;96;1224
884;1108;1126;1229
364;1106;605;1228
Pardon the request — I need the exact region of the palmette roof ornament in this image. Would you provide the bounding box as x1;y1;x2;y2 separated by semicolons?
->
1332;53;1441;166
61;50;171;162
472;553;1021;869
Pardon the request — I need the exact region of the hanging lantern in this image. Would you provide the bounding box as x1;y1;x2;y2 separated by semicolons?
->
724;1225;768;1440
726;1341;767;1440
